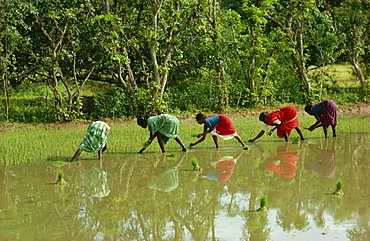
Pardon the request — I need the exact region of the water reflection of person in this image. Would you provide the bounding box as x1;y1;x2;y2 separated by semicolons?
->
260;145;299;178
80;167;110;197
305;138;336;178
147;153;187;192
198;150;243;182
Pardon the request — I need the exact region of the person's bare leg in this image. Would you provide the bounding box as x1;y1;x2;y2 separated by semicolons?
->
175;136;187;151
98;144;107;160
234;135;246;147
157;134;166;153
282;131;288;142
332;125;337;137
102;144;107;153
70;149;83;162
212;135;220;148
323;127;328;138
295;127;305;140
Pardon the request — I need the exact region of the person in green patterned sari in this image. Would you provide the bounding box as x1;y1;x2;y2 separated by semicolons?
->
137;114;187;153
70;121;110;162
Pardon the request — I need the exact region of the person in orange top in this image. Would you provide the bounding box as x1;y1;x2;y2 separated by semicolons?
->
249;106;305;142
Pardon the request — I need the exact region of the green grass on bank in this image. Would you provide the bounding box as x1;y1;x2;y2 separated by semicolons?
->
329;64;357;85
309;63;358;87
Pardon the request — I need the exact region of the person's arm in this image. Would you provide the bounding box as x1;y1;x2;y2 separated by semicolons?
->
308;117;322;131
248;130;266;142
139;132;158;153
198;126;214;137
268;120;281;135
190;126;214;146
268;126;278;135
308;104;324;131
190;135;206;147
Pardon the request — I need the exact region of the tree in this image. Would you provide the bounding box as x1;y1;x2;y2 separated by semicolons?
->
323;0;369;93
265;0;316;99
27;1;107;121
88;0;203;116
0;0;31;121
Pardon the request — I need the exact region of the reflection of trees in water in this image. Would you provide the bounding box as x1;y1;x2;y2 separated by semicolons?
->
65;136;370;240
299;136;370;237
346;135;370;240
347;205;370;241
242;211;270;240
241;190;271;240
276;204;310;232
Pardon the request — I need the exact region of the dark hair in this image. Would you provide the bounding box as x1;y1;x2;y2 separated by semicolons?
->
259;112;268;122
137;116;147;126
304;105;313;113
195;113;205;121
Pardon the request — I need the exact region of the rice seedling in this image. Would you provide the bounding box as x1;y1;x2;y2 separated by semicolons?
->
56;171;67;185
166;153;177;158
191;158;202;171
256;196;268;212
332;181;344;195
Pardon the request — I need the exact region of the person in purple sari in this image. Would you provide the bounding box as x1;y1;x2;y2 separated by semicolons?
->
305;99;337;138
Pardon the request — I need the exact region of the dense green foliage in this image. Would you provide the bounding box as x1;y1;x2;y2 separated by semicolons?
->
0;0;369;123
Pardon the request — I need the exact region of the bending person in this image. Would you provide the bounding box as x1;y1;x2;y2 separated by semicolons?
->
304;99;337;138
70;121;110;162
190;113;246;148
137;114;187;153
249;106;305;142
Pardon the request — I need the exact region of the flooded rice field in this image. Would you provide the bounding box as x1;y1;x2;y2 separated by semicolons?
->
1;133;370;240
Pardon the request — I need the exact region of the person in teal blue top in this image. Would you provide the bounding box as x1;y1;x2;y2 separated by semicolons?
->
190;113;246;148
137;114;187;153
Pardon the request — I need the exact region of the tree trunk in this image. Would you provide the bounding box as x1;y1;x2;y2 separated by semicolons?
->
2;20;9;121
347;50;367;90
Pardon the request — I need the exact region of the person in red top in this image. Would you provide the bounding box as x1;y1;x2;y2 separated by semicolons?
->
249;106;305;142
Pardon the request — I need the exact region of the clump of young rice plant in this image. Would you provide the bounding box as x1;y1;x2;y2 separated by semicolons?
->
56;171;67;185
53;161;67;167
166;153;177;158
332;181;344;195
191;158;202;171
292;137;300;144
256;196;268;212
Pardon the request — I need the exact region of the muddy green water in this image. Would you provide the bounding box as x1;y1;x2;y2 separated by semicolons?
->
1;133;370;240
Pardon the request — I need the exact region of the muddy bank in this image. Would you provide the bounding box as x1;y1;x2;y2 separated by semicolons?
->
0;103;368;131
337;103;370;117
